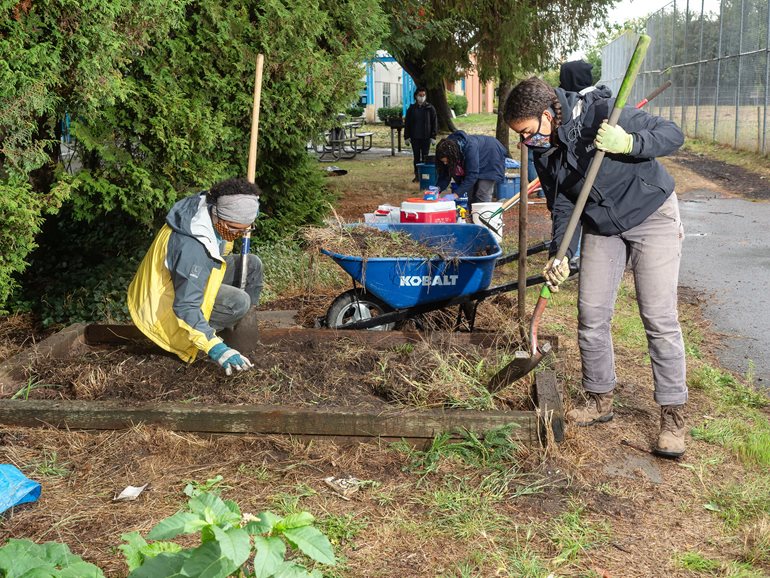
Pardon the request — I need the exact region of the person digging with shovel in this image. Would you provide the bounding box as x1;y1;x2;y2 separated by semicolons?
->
503;77;688;457
127;177;263;376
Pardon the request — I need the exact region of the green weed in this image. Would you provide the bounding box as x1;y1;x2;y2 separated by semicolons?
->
321;513;367;547
31;451;70;478
182;474;230;497
548;500;611;566
674;551;721;573
418;477;511;540
237;463;271;481
11;379;61;400
270;483;317;514
740;515;770;567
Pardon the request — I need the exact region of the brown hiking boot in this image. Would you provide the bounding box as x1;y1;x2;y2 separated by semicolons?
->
566;392;614;426
654;405;686;458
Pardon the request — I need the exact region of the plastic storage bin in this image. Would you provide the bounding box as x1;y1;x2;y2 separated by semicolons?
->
417;162;438;190
496;175;521;200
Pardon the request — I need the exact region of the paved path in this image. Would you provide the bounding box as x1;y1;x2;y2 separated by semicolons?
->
679;190;770;388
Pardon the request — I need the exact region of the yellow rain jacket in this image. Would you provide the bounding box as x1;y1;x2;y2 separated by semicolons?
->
127;193;233;363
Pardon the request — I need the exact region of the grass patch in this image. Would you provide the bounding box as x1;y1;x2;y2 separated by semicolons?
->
740;515;770;567
707;474;770;529
321;513;368;547
30;450;70;478
683;137;770;181
691;413;770;468
548;499;611;566
417;476;511;540
688;365;768;410
452;113;498;136
674;551;721;573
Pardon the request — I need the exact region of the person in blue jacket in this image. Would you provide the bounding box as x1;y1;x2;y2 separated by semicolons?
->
434;131;507;208
504;76;688;458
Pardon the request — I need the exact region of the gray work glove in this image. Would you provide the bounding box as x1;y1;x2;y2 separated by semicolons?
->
542;257;570;292
405;138;411;146
208;343;254;376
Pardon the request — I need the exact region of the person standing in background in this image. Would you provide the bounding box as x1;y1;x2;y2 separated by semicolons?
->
404;87;438;183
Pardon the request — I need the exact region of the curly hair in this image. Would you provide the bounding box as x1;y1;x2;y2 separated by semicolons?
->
206;177;261;204
435;138;462;179
503;77;563;131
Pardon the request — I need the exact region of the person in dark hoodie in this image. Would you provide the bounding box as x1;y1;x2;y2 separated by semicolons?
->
404;87;438;183
503;77;688;458
127;177;263;376
434;131;507;208
559;59;595;93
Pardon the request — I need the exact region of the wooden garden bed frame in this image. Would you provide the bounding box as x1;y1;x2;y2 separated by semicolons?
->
0;322;564;446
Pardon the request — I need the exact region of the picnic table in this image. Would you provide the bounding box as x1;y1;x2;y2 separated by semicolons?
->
315;116;373;162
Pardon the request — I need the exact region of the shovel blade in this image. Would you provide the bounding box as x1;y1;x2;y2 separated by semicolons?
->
486;342;552;394
218;308;260;355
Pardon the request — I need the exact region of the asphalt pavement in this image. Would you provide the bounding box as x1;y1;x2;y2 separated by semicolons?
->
678;190;770;388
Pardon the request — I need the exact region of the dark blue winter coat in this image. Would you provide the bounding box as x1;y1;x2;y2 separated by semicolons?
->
435;131;507;196
534;86;684;257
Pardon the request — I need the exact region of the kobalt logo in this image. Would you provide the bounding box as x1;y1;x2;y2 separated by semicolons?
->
399;274;459;287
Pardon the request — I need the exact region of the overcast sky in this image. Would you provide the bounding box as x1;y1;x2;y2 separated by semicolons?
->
568;0;672;59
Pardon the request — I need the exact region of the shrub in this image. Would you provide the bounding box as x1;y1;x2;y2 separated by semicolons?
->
446;92;468;116
347;104;365;117
377;106;403;123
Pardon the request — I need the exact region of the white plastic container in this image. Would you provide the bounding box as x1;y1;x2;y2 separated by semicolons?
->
471;202;504;243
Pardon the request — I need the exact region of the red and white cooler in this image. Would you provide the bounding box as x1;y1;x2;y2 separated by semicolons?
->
400;198;457;224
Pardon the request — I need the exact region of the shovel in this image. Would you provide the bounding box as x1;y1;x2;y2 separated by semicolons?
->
487;34;651;394
219;53;265;355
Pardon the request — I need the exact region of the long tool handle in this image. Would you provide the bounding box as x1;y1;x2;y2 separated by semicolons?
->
239;54;265;291
635;80;671;109
531;34;651;350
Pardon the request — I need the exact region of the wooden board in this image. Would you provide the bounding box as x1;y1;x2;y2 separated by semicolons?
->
0;399;538;445
83;324;508;349
535;370;565;443
0;323;87;395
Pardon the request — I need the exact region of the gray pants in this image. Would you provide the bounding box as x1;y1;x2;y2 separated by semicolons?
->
577;193;687;406
210;254;263;330
469;179;496;205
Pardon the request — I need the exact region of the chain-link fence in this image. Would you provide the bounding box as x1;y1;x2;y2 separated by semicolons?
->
601;0;770;154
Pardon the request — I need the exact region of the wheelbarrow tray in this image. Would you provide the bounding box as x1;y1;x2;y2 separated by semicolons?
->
321;223;502;310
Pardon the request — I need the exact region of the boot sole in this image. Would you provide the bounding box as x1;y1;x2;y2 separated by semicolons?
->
572;412;614;427
653;447;685;458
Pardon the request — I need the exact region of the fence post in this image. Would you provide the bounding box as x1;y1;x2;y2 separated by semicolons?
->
734;0;746;149
713;0;725;143
763;1;770;155
696;0;705;138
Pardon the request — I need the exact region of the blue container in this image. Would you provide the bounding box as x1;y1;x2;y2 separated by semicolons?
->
417;162;438;190
321;223;502;309
496;175;520;200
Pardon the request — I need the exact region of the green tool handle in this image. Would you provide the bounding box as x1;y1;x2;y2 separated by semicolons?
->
551;34;650;267
535;34;651;306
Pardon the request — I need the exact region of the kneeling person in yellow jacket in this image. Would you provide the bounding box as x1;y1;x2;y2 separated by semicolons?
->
127;177;263;375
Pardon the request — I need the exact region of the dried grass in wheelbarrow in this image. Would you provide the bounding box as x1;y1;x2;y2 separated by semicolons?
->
302;225;452;259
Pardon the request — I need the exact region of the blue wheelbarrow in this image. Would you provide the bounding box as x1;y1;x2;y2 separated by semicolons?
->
320;223;553;330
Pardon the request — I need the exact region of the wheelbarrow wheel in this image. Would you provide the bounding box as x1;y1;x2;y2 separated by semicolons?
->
326;289;395;330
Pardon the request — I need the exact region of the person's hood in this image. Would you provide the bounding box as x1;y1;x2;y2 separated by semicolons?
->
166;193;224;262
555;85;612;126
449;130;468;153
559;60;594;92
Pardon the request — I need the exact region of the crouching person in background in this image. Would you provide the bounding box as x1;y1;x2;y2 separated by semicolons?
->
128;177;263;376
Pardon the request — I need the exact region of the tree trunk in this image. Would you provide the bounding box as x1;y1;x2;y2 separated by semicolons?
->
398;58;456;134
428;86;457;134
496;80;513;154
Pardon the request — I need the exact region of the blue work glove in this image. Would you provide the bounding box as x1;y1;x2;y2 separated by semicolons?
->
208;343;254;376
441;193;458;201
